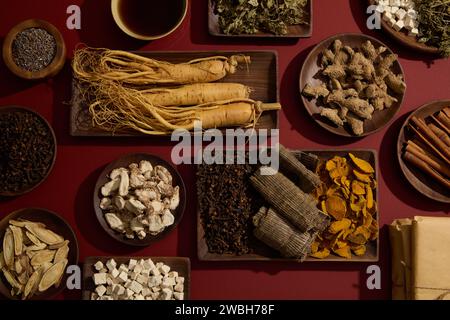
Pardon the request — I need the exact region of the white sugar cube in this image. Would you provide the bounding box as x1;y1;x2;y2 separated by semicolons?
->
105;259;117;271
93;273;107;285
393;19;405;31
409;28;419;37
94;261;104;271
395;8;406;20
95;285;107;297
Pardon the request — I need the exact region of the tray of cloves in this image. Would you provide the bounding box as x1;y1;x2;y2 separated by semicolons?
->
196;146;379;262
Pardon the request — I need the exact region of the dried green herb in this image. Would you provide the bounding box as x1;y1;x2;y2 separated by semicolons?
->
414;0;450;57
213;0;309;35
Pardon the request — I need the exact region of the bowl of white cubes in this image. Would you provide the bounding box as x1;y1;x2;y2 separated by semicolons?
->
83;256;190;300
369;0;440;54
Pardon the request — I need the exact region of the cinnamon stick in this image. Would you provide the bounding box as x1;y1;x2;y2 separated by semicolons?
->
430;114;450;136
408;124;450;166
406;143;450;178
408;140;445;167
437;112;450;130
403;151;450;190
411;116;450;160
429;123;450;147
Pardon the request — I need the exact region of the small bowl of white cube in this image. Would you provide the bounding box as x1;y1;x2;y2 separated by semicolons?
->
369;0;440;54
93;153;186;246
83;256;190;300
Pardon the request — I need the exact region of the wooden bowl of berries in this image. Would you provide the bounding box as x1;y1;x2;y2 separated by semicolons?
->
2;19;66;80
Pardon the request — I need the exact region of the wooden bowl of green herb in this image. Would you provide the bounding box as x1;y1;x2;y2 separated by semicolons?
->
2;19;66;80
208;0;312;38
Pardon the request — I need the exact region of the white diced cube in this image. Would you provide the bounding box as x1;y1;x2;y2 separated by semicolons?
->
143;259;155;270
142;287;152;297
136;274;149;285
111;268;119;278
106;277;113;286
99;268;108;273
130;271;139;281
141;268;150;276
106;259;117;271
393;19;405;31
162;277;176;288
95;285;107;297
174;283;184;293
409;28;419;37
152;286;161;293
390;0;400;6
129;281;143;294
145;296;153;300
395;8;406;20
128;259;137;270
407;9;417;19
124;279;132;288
176;277;185;285
117;285;125;296
151;292;160;300
159;264;170;275
126;289;134;298
118;271;128;283
135;294;145;300
150;266;160;277
93;273;108;285
134;264;143;274
160;288;173;300
106;285;113;295
383;11;393;21
390;6;399;14
118;264;128;273
94;261;104;271
148;275;162;287
174;292;184;300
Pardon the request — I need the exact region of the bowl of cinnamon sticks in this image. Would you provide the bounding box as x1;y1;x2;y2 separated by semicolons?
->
398;100;450;203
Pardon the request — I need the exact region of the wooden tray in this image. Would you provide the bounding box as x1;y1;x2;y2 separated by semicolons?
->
70;51;279;136
368;0;440;55
82;256;190;300
93;153;187;246
208;0;313;38
300;33;405;137
397;100;450;203
0;208;79;300
197;149;379;262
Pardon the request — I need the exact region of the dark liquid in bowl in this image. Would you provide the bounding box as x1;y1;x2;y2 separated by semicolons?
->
119;0;185;37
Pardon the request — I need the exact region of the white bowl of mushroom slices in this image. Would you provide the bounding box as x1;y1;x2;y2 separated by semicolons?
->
93;153;186;246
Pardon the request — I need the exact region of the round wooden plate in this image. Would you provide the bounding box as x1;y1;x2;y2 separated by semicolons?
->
0;208;79;300
2;19;66;80
367;0;440;55
93;153;186;246
397;100;450;203
300;33;405;137
0;106;57;197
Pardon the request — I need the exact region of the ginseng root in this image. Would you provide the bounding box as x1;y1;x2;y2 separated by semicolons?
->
72;47;251;85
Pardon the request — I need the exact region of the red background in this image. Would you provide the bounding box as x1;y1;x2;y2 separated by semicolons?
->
0;0;449;300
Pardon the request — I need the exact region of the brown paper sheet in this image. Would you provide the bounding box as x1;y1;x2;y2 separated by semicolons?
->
389;219;412;300
412;216;450;300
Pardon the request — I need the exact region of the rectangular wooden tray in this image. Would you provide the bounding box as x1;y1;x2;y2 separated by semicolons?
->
70;51;279;136
82;256;191;300
197;149;379;262
208;0;313;38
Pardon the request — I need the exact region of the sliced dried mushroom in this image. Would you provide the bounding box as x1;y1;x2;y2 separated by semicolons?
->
101;178;120;197
25;224;64;246
38;259;67;292
25;231;42;246
54;244;69;263
3;228;15;268
31;250;55;267
23;269;42;300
